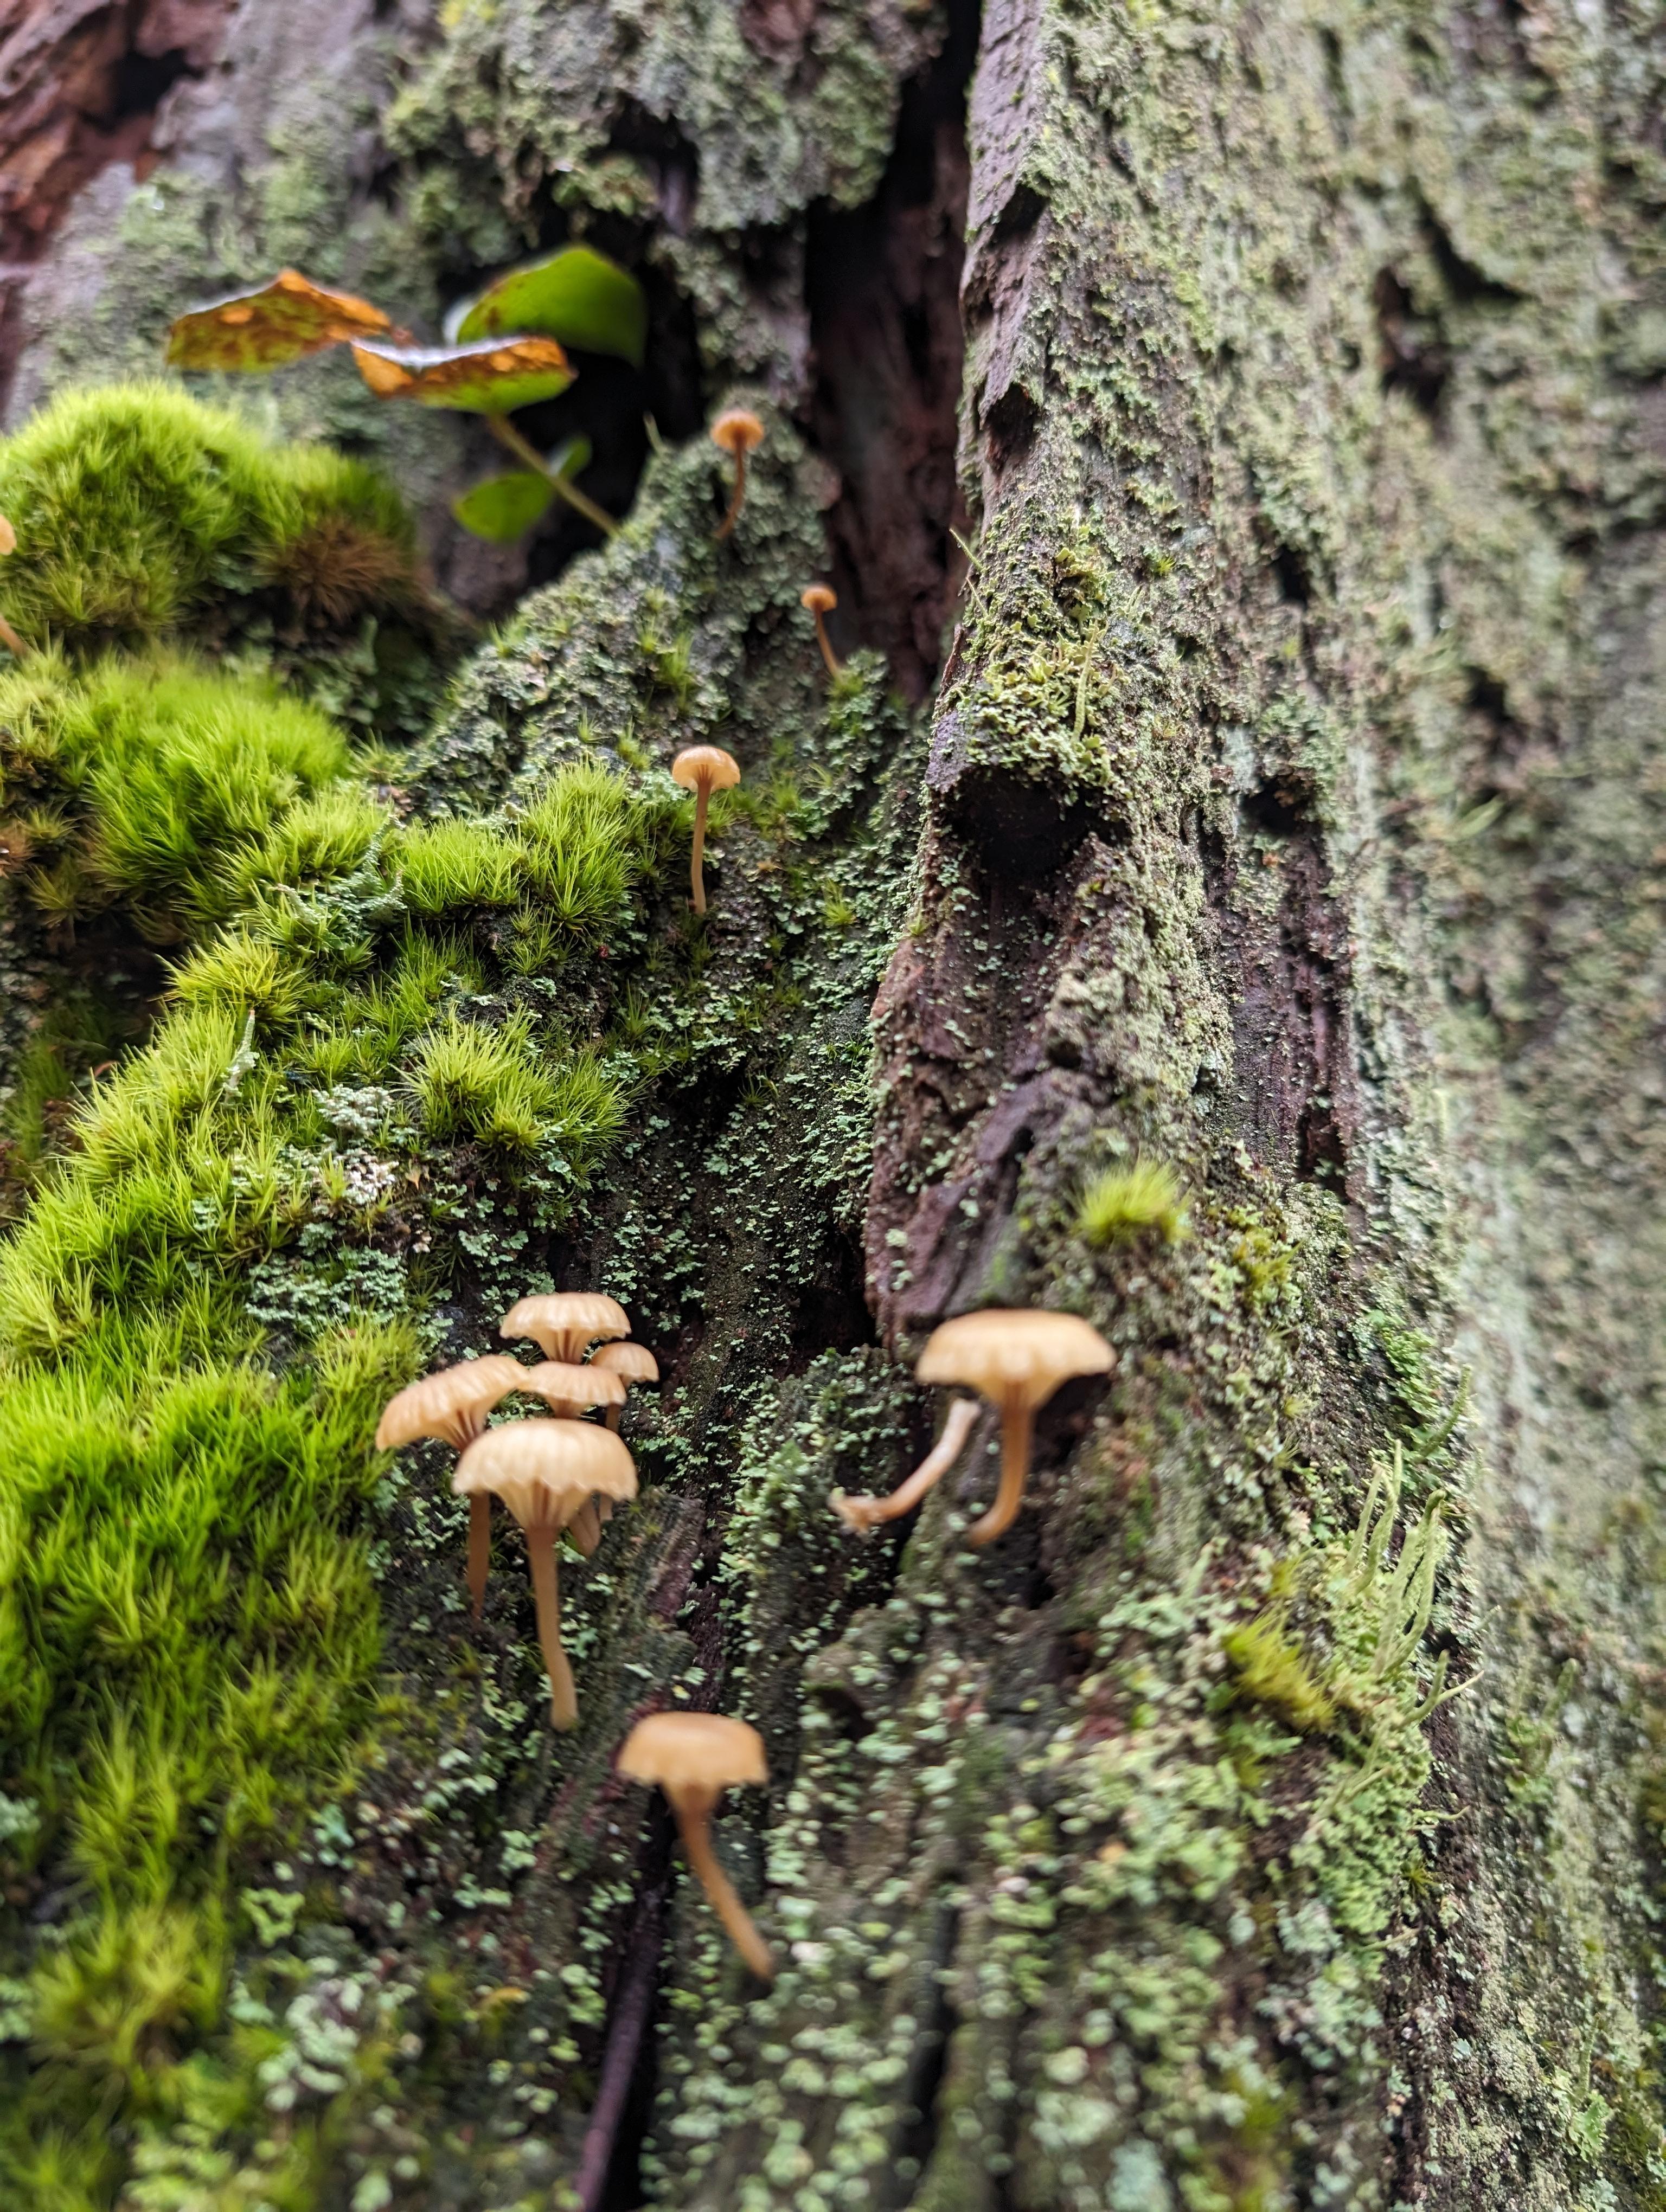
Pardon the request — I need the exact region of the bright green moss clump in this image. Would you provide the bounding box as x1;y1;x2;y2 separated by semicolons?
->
0;383;416;648
1077;1155;1189;1248
0;651;353;942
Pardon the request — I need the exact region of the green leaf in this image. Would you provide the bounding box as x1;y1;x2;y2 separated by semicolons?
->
453;248;646;369
451;472;553;541
351;336;575;414
166;269;392;371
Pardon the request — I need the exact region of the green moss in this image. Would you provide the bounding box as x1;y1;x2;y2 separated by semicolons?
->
0;384;416;653
1221;1613;1337;1734
0;651;354;944
1077;1158;1189;1249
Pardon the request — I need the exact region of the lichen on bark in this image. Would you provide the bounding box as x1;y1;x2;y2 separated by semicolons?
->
2;0;1665;2202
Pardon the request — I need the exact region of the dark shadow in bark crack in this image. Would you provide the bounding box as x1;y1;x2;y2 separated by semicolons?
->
803;0;979;700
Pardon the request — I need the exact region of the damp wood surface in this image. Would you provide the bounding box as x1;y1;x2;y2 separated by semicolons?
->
0;0;1664;2207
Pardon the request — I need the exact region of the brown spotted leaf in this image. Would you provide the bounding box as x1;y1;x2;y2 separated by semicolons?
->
165;270;392;372
349;336;575;414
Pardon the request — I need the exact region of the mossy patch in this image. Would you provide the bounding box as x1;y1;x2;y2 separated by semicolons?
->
0;384;456;736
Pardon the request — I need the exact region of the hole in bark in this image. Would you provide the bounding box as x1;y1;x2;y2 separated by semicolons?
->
803;0;978;700
1270;541;1312;606
790;1230;879;1362
1374;267;1450;416
111;46;195;120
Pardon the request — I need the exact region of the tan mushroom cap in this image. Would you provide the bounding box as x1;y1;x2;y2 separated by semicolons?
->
454;1419;638;1529
589;1341;660;1386
710;407;765;456
375;1355;528;1451
520;1360;627;1414
501;1291;629;1364
0;516;15;558
671;745;741;794
800;583;836;614
916;1308;1112;1407
617;1712;767;1795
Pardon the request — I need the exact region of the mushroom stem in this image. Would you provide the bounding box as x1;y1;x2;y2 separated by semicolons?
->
689;780;712;914
674;1795;774;1981
967;1398;1034;1549
467;1494;493;1620
566;1499;603;1558
603;1404;622;1434
0;614;28;662
715;452;748;543
526;1525;578;1729
811;607;840;680
832;1396;980;1534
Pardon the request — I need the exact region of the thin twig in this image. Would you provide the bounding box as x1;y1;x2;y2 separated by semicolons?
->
488;414;619;537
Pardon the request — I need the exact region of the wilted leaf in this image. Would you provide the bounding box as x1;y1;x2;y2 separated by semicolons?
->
166;269;391;372
452;472;552;541
450;439;595;542
453;248;646;368
350;337;575;414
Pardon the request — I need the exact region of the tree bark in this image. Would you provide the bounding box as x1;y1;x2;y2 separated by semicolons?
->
4;0;1665;2204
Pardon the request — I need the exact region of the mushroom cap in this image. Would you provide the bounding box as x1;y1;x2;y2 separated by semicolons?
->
589;1341;659;1386
375;1355;528;1450
501;1292;629;1362
671;744;741;795
520;1359;627;1412
0;515;15;557
800;583;836;614
454;1418;637;1530
915;1309;1113;1410
617;1711;767;1795
710;407;765;456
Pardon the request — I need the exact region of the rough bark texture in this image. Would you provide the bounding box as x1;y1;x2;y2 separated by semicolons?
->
3;0;1665;2205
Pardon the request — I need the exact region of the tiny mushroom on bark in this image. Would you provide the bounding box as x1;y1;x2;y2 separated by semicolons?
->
501;1291;629;1364
454;1420;638;1728
617;1712;774;1980
915;1309;1113;1548
800;583;841;679
710;407;764;539
588;1340;660;1433
374;1355;528;1620
831;1393;981;1535
671;745;741;915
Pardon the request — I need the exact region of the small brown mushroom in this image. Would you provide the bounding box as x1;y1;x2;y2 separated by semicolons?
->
500;1291;630;1364
800;584;841;680
375;1355;529;1619
454;1420;638;1727
710;408;764;540
617;1713;773;1980
588;1340;660;1433
915;1309;1113;1548
830;1393;981;1535
518;1360;630;1554
519;1359;628;1422
670;745;741;915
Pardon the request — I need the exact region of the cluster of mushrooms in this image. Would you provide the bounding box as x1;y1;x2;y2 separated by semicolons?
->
364;421;1121;1984
373;1297;1111;1980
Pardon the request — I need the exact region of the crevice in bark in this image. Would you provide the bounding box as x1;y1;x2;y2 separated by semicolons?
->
802;0;978;700
878;1897;960;2209
1203;789;1358;1195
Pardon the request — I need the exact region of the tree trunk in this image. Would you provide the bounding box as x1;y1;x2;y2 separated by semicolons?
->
3;0;1663;2206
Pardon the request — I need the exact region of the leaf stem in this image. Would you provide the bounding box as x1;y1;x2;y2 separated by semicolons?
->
488;414;619;537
